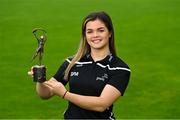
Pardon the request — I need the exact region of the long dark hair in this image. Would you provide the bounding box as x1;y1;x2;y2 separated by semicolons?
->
64;11;116;80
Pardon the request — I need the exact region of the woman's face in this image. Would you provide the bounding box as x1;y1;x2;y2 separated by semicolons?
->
85;19;111;51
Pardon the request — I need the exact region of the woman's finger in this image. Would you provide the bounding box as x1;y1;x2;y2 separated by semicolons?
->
27;70;34;78
42;82;53;89
28;71;33;75
27;66;34;77
44;81;53;88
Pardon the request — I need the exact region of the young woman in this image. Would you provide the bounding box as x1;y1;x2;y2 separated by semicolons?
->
28;11;131;119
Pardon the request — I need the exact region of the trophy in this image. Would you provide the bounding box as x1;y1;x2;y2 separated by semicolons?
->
31;28;47;83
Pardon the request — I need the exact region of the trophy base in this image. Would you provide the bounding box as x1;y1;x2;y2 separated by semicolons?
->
33;65;46;83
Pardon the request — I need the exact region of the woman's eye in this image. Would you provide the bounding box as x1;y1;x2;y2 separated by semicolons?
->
86;31;93;34
99;29;105;32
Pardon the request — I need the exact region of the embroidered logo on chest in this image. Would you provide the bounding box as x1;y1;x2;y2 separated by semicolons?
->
96;73;108;82
70;72;79;77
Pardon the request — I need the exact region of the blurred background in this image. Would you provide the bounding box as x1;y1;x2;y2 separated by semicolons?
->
0;0;180;119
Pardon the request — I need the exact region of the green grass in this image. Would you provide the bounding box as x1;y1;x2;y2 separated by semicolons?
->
0;0;180;119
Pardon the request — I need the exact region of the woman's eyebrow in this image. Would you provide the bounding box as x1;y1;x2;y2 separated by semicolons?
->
86;28;93;31
86;27;105;31
98;27;105;29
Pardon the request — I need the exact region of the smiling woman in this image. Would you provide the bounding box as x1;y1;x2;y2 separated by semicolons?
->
85;19;111;56
28;11;131;119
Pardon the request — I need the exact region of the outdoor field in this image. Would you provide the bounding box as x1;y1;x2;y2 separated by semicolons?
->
0;0;180;119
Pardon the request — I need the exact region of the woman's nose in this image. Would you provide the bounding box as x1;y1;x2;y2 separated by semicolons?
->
93;31;98;37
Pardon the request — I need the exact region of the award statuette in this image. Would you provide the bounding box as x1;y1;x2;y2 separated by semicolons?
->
31;28;47;83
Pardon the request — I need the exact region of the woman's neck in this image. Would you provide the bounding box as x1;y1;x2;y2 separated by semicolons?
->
90;48;110;62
